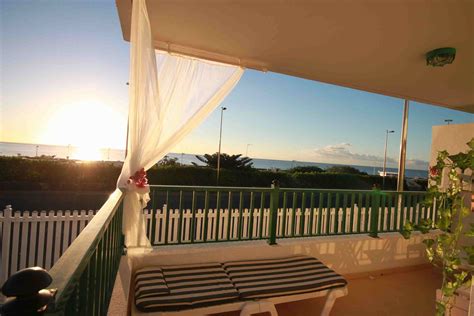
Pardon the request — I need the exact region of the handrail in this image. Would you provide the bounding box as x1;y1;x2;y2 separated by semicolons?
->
46;188;124;314
149;184;427;194
150;184;273;192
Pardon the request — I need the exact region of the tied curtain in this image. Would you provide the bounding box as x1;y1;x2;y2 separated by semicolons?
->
118;0;244;247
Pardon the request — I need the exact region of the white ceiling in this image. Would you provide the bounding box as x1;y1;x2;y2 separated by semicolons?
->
116;0;474;113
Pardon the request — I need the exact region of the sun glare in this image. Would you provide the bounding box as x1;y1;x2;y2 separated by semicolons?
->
71;146;103;161
41;99;126;160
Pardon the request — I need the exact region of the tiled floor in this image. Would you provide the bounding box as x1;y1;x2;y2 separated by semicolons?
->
216;266;441;316
109;265;441;316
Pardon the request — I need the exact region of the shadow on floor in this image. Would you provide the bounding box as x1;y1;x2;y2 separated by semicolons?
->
213;266;441;316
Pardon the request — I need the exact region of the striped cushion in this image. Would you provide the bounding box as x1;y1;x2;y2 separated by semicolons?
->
135;267;169;299
135;263;239;312
223;255;347;299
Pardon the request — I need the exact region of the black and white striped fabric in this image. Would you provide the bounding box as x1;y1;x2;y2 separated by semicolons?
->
135;267;169;299
135;262;239;312
223;255;347;299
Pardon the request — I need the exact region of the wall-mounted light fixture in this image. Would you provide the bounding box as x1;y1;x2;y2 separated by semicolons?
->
426;47;456;67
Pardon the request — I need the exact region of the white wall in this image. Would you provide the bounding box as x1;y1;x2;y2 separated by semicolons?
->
430;122;473;164
127;232;433;275
430;122;473;191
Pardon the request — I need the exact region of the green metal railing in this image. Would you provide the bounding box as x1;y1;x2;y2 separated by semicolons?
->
32;184;432;316
145;184;435;245
45;189;124;316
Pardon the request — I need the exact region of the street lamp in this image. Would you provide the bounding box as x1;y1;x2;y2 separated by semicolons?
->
216;107;227;184
382;130;395;190
444;119;453;125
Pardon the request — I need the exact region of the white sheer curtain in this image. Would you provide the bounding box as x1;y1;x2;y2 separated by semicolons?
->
118;0;244;248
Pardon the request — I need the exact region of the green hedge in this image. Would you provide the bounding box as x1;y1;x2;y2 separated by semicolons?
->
0;157;120;191
0;157;400;191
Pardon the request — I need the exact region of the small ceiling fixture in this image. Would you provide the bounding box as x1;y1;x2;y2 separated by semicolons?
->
426;47;456;67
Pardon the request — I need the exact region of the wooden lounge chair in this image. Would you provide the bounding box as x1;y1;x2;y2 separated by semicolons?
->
132;255;348;316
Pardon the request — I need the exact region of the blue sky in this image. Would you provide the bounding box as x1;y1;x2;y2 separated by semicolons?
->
1;0;473;170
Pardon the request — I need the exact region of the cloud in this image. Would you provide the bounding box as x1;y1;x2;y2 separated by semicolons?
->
406;159;429;170
312;143;428;169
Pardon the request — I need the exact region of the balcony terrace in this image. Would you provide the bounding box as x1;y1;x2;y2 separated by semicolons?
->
0;0;472;315
24;185;438;315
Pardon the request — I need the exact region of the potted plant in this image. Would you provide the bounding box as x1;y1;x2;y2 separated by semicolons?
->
402;138;474;316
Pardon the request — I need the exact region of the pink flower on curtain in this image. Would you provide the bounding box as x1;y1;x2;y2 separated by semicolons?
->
127;168;148;188
429;166;439;177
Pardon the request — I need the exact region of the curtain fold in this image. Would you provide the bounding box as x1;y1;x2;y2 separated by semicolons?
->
118;0;244;248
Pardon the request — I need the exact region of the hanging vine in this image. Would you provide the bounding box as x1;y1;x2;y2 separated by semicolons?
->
402;138;474;316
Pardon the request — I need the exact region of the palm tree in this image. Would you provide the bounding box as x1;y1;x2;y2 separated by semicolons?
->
194;153;253;170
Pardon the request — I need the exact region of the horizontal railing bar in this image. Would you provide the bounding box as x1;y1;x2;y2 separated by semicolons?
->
46;189;124;312
149;185;272;192
281;189;428;195
150;185;429;195
149;238;269;246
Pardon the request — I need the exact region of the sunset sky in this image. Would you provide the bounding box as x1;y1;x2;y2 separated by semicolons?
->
1;0;473;169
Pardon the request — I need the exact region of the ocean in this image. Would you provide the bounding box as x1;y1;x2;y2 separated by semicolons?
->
0;141;428;179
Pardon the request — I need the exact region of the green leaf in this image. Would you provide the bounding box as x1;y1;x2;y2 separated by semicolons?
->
466;254;474;265
437;214;450;231
401;229;411;239
443;282;456;297
401;221;414;239
467;137;474;150
460;206;469;218
449;152;471;171
463;246;474;255
435;301;446;316
465;224;474;238
418;219;433;234
423;239;435;248
426;248;435;263
454;271;468;284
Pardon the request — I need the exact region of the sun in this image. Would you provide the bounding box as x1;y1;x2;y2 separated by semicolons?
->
41;99;126;160
71;146;103;161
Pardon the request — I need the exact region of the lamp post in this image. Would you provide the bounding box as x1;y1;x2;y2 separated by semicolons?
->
382;130;395;190
444;119;453;125
397;100;409;192
246;143;252;156
216;107;227;184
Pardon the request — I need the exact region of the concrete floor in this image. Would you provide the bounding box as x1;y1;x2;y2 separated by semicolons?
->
214;266;441;316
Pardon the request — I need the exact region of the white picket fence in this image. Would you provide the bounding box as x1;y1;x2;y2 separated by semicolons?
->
0;206;97;284
1;201;433;285
143;203;433;245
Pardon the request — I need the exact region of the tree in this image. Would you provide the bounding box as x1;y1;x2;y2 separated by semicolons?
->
157;155;180;167
287;166;324;173
194;153;253;170
325;165;367;175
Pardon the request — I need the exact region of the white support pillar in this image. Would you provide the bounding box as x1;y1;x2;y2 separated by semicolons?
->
397;100;409;192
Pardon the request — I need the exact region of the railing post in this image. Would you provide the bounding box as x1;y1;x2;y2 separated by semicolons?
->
369;188;381;238
268;180;280;245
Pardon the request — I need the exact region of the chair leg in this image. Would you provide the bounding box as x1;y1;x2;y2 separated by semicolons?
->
321;287;348;316
240;302;260;316
260;301;278;316
240;301;278;316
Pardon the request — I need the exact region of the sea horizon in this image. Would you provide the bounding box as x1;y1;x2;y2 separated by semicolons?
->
0;141;429;179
